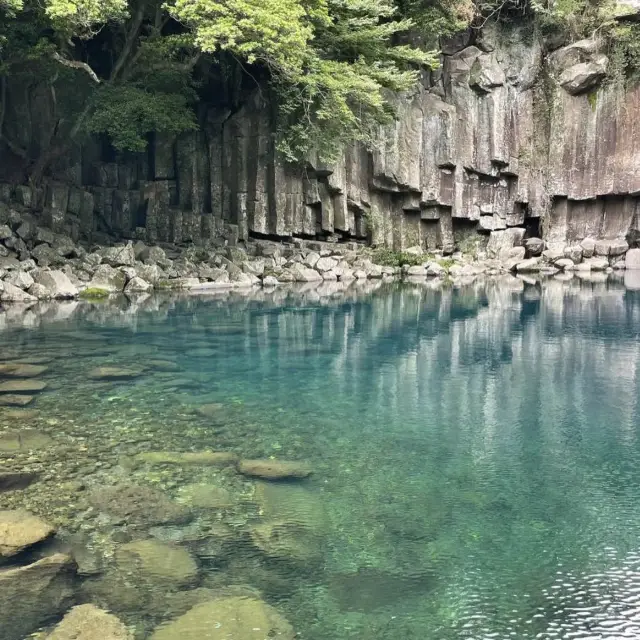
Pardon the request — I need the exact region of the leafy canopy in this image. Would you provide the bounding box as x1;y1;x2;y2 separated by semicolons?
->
0;0;463;166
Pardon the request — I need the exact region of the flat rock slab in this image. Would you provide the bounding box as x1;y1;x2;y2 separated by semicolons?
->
134;451;238;467
0;471;38;492
0;394;35;406
0;429;52;451
238;459;313;480
116;539;198;587
46;604;133;640
0;363;48;378
87;367;144;380
0;553;76;640
89;483;192;526
177;483;233;509
0;509;55;557
149;597;295;640
0;379;47;393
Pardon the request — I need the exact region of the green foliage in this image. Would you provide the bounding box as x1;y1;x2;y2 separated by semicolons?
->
88;85;197;151
167;0;314;76
370;248;425;267
79;287;110;299
275;0;440;162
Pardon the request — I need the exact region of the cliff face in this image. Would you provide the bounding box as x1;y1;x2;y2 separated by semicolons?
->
1;22;639;251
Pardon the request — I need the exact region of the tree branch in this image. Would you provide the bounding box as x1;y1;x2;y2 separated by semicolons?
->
110;2;146;81
52;52;101;83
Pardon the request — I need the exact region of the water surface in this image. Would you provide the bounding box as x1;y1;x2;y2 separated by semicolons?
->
2;276;640;639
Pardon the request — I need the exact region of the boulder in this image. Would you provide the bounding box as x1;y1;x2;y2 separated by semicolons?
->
515;258;541;272
580;237;596;258
486;228;525;258
32;269;78;299
45;604;132;640
262;275;279;287
405;265;427;276
287;263;323;282
1;281;37;302
594;239;612;256
116;539;198;587
563;245;583;263
609;239;629;256
559;56;608;95
0;554;76;640
315;256;338;272
586;257;609;271
149;597;295;640
27;282;51;299
100;243;136;267
139;245;167;264
555;258;575;270
136;263;161;284
124;277;152;293
525;238;544;256
237;459;312;480
625;248;640;269
303;251;320;268
31;244;64;267
85;264;126;292
0;509;55;557
4;270;34;290
427;262;446;276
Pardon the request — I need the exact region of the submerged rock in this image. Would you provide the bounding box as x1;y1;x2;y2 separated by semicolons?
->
149;597;295;640
178;483;233;509
0;509;55;557
237;458;312;480
0;379;47;393
116;539;198;587
0;471;38;492
134;451;238;466
89;484;192;526
45;604;133;640
87;366;144;380
0;362;48;377
0;393;35;406
0;553;76;640
249;520;324;566
0;429;52;451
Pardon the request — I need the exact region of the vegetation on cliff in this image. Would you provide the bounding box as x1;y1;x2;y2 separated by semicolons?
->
0;0;469;181
0;0;638;183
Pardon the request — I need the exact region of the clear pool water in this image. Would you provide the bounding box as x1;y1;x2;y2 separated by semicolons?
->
2;276;640;639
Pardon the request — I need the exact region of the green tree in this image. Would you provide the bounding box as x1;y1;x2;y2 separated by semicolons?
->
0;0;467;183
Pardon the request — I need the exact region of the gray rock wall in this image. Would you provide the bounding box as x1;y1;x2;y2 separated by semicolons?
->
1;23;639;250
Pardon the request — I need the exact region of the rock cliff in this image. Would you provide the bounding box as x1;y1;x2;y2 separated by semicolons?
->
0;22;639;252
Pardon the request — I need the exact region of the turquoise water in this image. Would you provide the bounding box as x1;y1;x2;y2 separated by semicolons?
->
2;277;640;638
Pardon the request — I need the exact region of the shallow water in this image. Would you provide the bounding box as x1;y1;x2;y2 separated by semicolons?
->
2;276;640;639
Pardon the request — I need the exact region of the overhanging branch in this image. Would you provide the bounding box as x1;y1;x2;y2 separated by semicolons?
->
52;52;101;84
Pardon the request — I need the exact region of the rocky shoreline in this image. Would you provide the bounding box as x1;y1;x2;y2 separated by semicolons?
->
2;201;640;303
